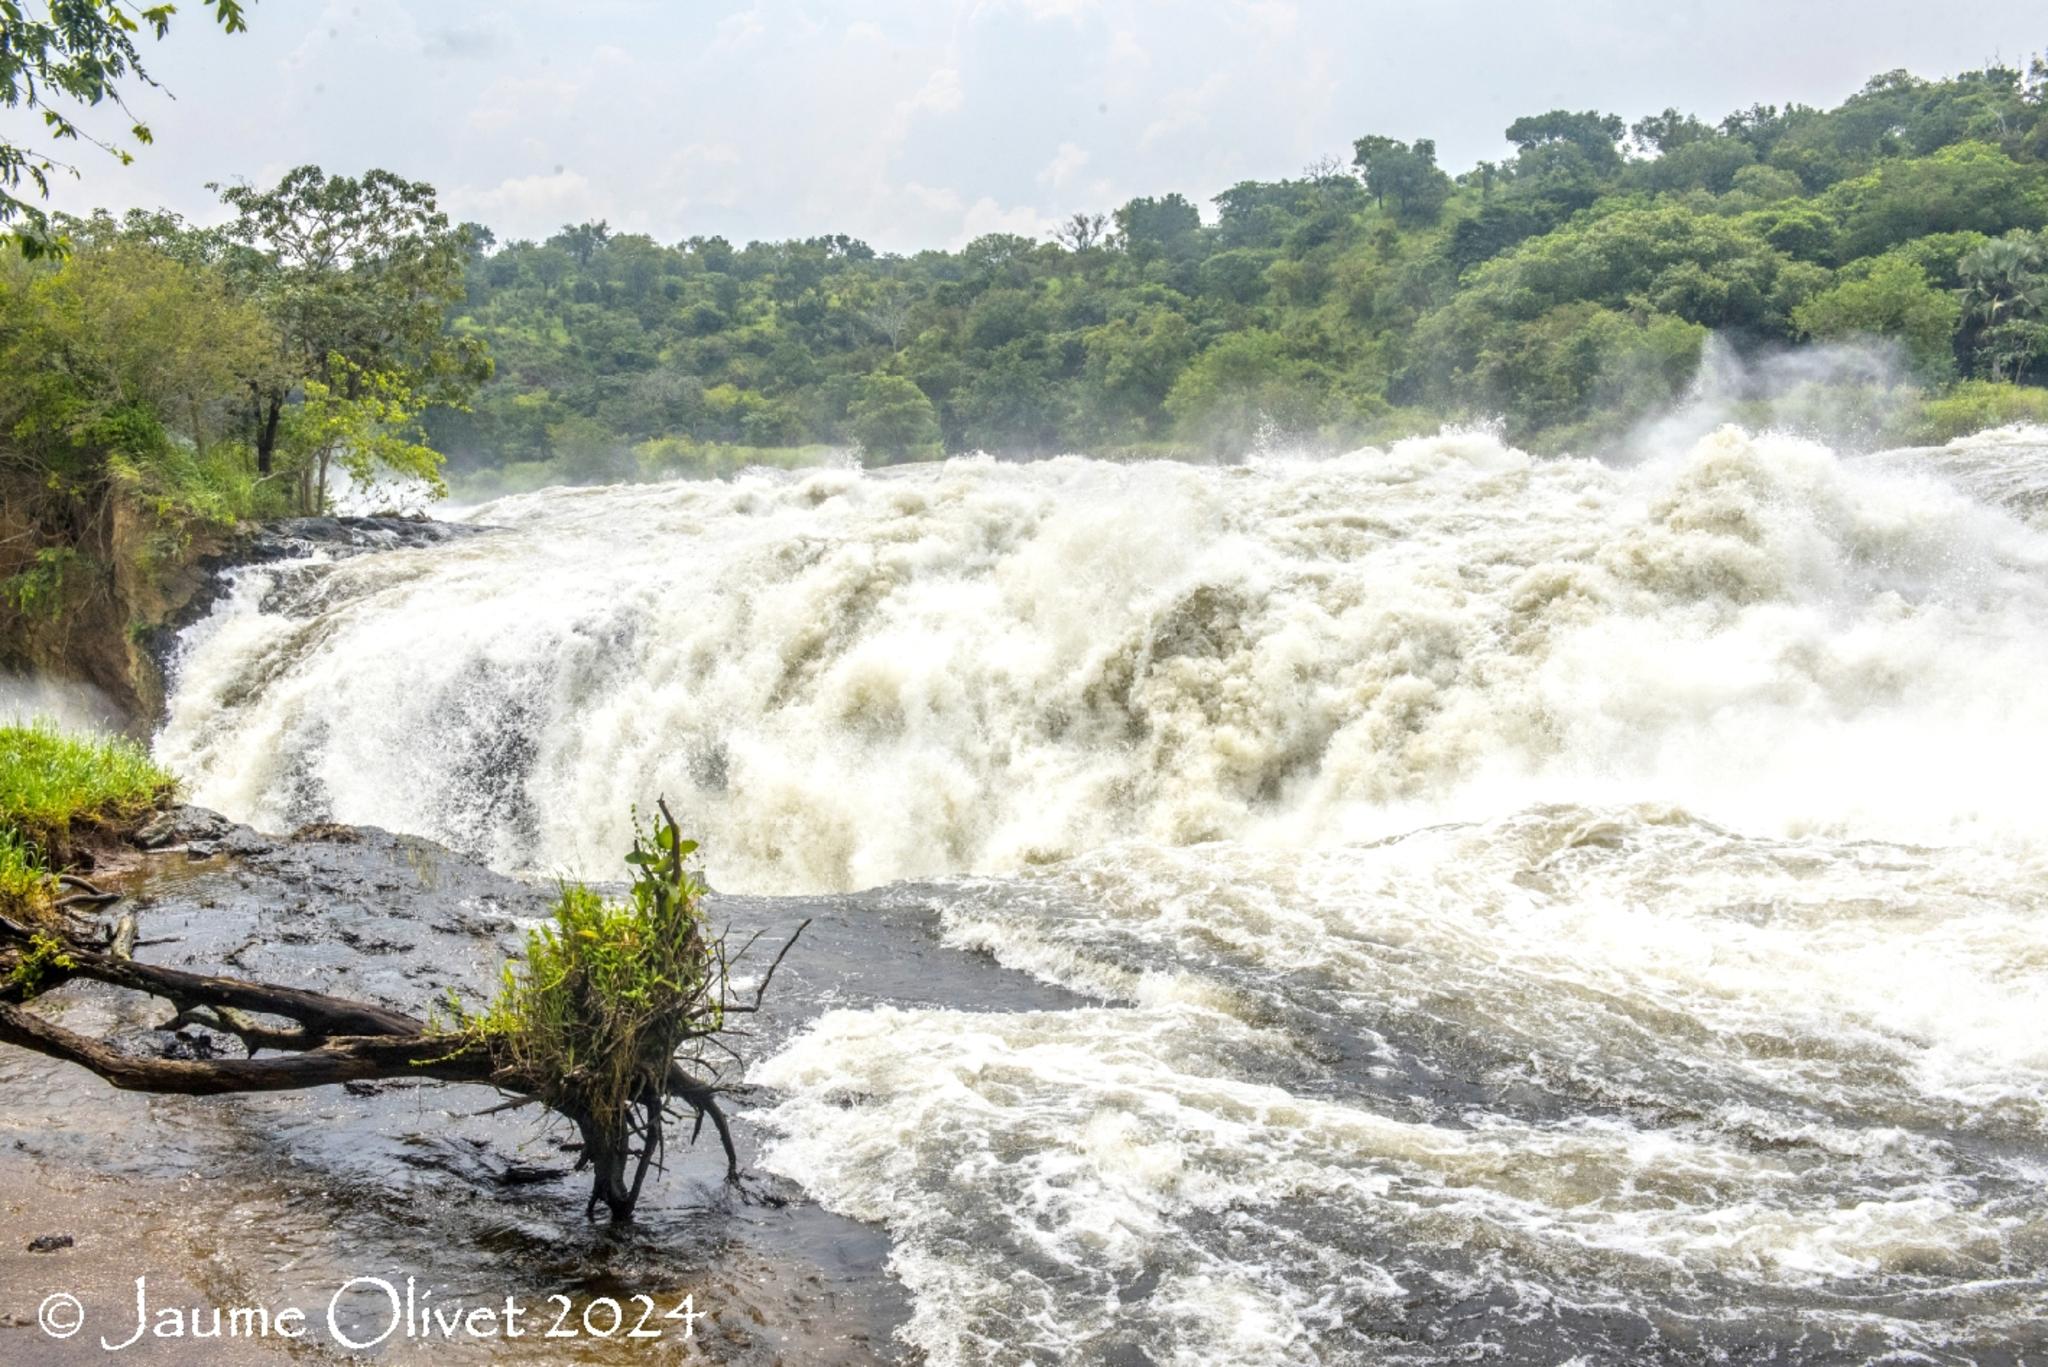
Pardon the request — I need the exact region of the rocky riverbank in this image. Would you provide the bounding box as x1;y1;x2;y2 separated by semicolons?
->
0;493;493;732
0;807;1086;1363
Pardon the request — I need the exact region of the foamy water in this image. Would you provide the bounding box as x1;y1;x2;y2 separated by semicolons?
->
158;425;2048;1362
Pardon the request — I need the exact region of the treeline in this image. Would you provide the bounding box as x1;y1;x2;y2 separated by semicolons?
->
6;57;2048;540
0;169;486;650
434;59;2048;489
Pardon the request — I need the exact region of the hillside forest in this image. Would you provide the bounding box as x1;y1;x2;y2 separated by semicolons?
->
5;56;2048;524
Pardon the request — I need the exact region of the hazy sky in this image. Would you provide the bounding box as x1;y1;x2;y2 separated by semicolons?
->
9;1;2042;252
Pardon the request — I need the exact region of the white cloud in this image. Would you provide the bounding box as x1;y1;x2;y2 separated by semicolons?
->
995;0;1097;20
422;23;503;61
902;181;965;214
447;170;594;237
466;73;582;134
1236;0;1299;40
903;66;966;117
711;9;766;52
1139;73;1229;150
1037;141;1090;188
962;196;1054;240
282;0;420;71
893;183;1052;247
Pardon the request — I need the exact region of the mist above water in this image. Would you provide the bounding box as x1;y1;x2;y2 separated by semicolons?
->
160;422;2048;892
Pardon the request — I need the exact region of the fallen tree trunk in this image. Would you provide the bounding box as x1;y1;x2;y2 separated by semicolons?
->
0;803;804;1223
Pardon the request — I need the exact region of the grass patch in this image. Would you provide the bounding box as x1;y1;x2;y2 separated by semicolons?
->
1889;380;2048;446
0;828;52;921
0;723;177;867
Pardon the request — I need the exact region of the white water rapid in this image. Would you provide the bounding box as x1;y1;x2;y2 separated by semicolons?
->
159;424;2048;1363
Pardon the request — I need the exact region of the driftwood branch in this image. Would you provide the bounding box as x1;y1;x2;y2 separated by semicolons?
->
0;1001;493;1094
0;854;805;1221
0;781;817;1224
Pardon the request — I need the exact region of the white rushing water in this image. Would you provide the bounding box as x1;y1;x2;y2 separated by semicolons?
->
159;424;2048;1362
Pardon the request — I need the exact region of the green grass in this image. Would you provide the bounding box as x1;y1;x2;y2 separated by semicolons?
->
1889;380;2048;446
0;722;176;866
0;828;50;920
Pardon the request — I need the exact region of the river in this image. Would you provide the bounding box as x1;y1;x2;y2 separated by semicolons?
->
152;424;2048;1363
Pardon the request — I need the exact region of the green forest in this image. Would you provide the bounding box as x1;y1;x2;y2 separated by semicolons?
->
425;57;2048;491
7;55;2048;526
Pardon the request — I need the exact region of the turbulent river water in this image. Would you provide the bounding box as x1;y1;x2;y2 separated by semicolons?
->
155;425;2048;1363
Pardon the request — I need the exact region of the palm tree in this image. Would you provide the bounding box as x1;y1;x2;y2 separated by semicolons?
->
1958;237;2048;380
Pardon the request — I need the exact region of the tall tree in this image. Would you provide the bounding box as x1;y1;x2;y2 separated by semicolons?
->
1351;135;1453;225
210;166;491;475
1957;235;2048;380
0;0;249;255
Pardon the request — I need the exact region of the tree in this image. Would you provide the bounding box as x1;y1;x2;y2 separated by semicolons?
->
1629;108;1714;155
0;0;248;255
1820;142;2048;260
848;374;940;463
1792;255;1963;378
1350;136;1452;225
0;238;277;456
860;289;918;349
1499;110;1628;213
1113;194;1201;259
1505;110;1627;168
1079;307;1194;436
0;235;281;521
1053;211;1108;252
211;166;492;480
1956;235;2048;380
1164;330;1333;453
283;354;446;512
550;220;611;266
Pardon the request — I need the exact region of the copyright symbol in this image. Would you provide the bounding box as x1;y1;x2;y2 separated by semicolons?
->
37;1292;83;1338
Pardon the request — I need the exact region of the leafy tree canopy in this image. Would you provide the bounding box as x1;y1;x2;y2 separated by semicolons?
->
0;0;248;255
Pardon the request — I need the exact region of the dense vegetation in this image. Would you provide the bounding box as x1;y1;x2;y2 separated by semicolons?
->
0;168;486;649
429;59;2048;491
4;57;2048;534
0;723;173;920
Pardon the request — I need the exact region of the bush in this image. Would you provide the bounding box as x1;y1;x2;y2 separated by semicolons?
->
1791;256;1962;380
848;375;942;464
1889;380;2048;444
452;809;741;1214
0;829;51;923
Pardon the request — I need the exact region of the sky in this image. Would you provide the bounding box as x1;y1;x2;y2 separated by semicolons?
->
9;0;2044;253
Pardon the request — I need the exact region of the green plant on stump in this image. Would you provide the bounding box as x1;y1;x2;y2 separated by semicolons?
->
456;800;804;1220
0;766;798;1223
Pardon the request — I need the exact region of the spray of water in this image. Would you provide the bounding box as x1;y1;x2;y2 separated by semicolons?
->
152;421;2048;1363
160;424;2048;891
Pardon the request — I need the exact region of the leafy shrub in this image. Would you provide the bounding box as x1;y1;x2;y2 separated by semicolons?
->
456;812;728;1152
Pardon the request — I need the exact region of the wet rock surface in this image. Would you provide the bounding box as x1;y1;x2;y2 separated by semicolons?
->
241;514;497;563
0;812;1088;1363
